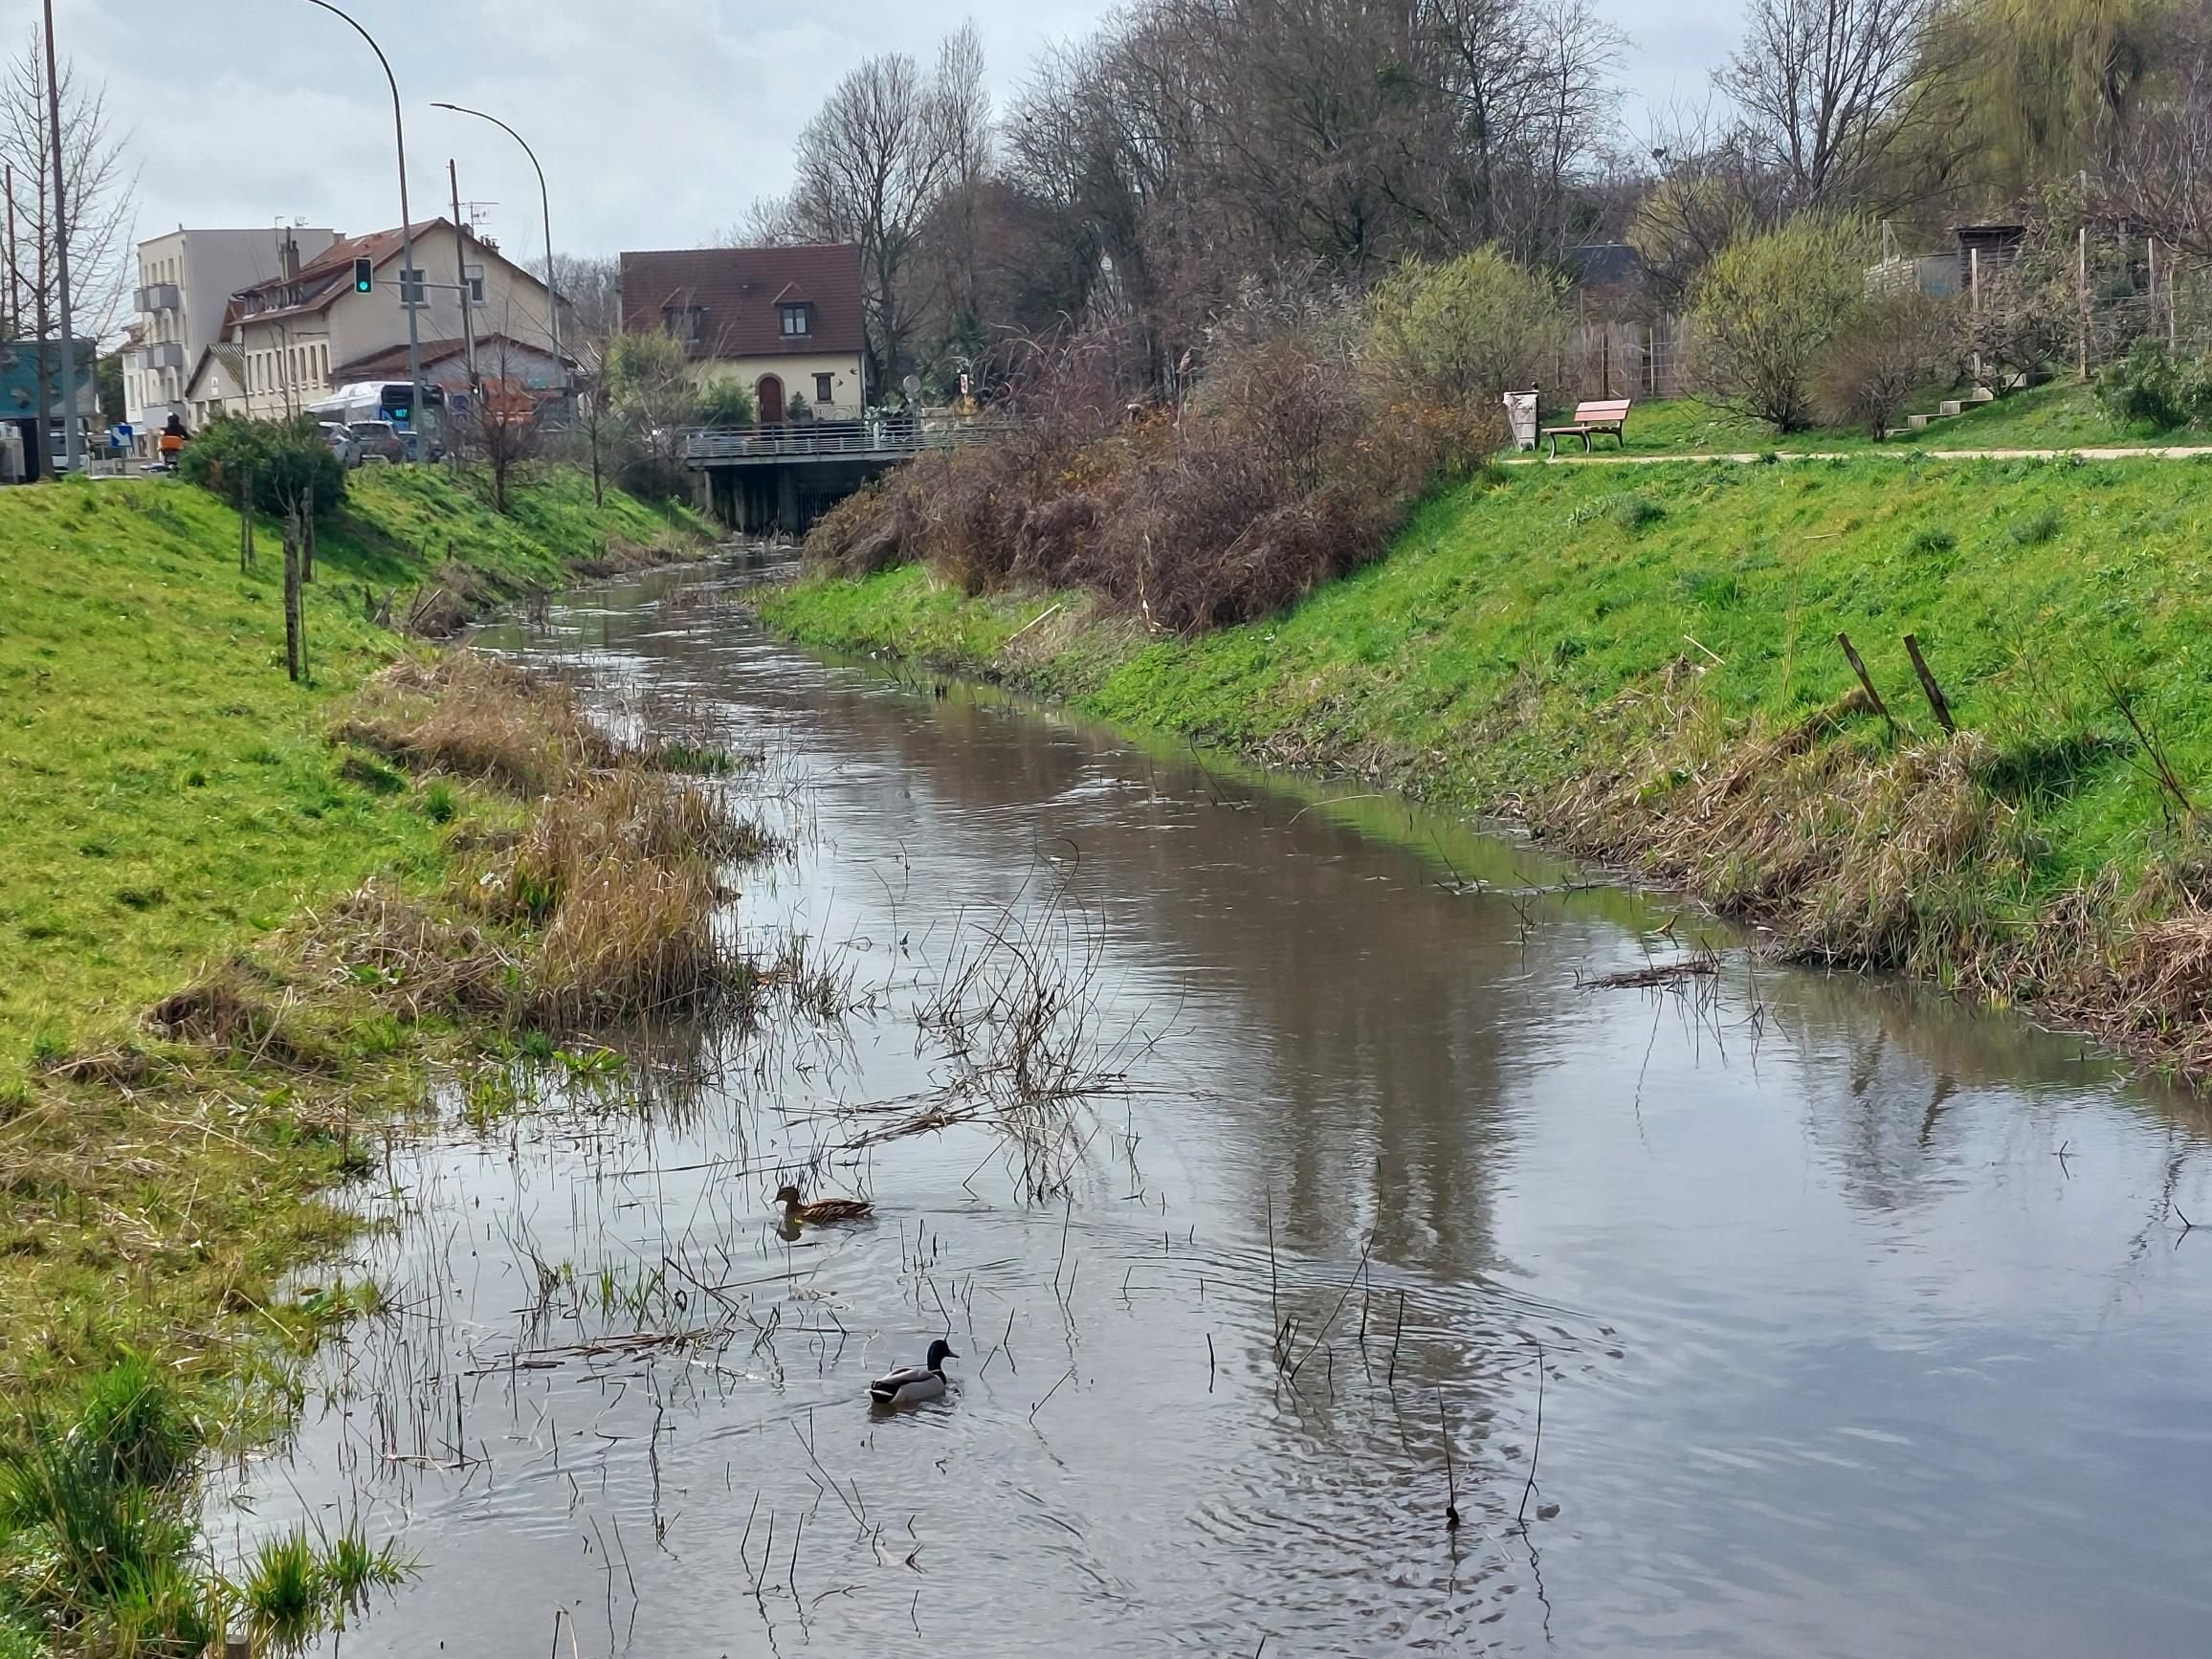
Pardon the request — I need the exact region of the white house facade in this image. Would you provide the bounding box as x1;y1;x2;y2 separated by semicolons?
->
618;243;868;422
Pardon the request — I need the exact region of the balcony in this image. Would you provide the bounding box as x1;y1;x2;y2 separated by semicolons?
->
139;341;185;371
134;282;181;314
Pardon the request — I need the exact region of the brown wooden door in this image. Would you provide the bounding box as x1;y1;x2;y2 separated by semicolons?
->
757;374;785;424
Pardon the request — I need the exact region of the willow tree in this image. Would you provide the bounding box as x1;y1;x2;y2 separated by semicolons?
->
1935;0;2176;183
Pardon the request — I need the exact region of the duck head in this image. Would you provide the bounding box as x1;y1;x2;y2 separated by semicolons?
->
927;1338;958;1370
773;1183;804;1206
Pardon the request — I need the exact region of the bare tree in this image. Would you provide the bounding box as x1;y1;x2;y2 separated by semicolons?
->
0;26;137;458
768;49;960;395
1717;0;1949;212
543;253;620;344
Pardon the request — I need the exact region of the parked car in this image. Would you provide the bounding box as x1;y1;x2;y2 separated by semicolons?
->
348;420;406;466
319;421;362;467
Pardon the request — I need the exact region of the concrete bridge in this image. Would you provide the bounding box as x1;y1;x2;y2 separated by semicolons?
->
680;417;1010;533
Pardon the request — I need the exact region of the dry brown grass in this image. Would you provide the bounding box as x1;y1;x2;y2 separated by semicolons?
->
1518;666;2212;1081
334;654;615;795
323;652;772;1032
146;962;322;1069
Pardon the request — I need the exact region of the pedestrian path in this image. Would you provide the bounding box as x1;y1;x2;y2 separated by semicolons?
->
1506;444;2212;465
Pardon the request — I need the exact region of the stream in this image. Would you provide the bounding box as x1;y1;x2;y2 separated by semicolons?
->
225;553;2212;1656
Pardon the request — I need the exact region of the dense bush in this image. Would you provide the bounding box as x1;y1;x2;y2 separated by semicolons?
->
2094;339;2212;429
806;308;1498;630
177;414;345;516
1365;247;1565;406
693;376;757;427
1690;215;1874;431
1816;289;1965;437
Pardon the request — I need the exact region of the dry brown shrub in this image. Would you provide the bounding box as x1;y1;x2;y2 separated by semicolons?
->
802;311;1498;630
526;855;739;1025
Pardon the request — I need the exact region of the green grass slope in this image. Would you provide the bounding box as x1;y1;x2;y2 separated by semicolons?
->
765;453;2212;1067
1564;382;2201;455
0;468;697;1072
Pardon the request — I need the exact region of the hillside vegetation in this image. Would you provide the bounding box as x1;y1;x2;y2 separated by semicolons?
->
765;453;2212;1075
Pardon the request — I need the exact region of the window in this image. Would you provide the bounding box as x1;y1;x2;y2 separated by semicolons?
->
813;372;833;405
780;302;810;338
398;267;426;307
466;264;486;306
662;305;705;346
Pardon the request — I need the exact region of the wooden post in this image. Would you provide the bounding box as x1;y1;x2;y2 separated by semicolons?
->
238;471;254;572
1902;633;1955;733
282;513;302;683
301;482;317;582
1836;632;1892;724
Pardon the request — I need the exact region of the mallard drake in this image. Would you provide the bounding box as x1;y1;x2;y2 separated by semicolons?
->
870;1338;957;1406
774;1183;874;1227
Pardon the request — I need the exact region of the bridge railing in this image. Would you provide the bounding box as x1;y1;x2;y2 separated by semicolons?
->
678;418;1016;464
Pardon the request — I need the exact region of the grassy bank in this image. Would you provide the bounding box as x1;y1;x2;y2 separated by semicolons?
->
0;466;699;1073
764;450;2212;1077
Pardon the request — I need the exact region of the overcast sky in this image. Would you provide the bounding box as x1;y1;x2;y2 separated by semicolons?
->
57;0;1745;266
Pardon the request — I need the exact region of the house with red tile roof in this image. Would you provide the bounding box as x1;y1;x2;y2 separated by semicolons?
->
210;217;566;426
617;244;867;422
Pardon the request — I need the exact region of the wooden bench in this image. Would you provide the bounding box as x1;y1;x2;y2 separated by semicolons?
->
1541;398;1631;457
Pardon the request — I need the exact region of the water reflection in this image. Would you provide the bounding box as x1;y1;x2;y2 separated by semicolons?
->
227;558;2212;1658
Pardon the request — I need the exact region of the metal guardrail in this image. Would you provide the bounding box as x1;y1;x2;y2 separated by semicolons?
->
678;418;1015;465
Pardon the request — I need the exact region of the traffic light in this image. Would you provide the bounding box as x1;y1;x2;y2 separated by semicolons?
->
352;256;373;294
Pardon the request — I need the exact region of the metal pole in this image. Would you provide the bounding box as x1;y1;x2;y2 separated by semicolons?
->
431;103;564;393
304;0;423;458
41;0;78;474
449;159;476;384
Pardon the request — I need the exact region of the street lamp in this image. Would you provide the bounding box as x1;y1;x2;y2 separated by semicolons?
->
431;102;565;395
41;0;79;475
301;0;424;458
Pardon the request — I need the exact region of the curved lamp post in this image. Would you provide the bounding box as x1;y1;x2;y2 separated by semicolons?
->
431;102;565;395
301;0;424;457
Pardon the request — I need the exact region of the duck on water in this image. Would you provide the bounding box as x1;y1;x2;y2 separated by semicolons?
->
871;1339;958;1406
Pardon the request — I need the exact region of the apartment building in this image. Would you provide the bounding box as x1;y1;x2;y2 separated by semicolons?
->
124;227;335;454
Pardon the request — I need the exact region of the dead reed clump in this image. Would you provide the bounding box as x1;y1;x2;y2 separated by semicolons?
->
526;855;741;1025
333;654;614;795
300;880;520;1021
146;962;320;1069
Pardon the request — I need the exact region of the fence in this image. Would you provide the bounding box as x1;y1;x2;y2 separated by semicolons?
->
1551;313;1693;403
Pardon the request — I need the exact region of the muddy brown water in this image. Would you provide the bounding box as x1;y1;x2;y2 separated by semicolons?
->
227;555;2212;1656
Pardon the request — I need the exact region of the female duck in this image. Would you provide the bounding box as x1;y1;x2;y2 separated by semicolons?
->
774;1183;874;1228
870;1338;958;1406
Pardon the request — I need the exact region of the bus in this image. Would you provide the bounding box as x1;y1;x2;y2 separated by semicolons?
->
307;381;444;451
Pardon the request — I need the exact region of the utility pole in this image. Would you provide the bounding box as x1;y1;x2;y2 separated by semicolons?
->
450;159;476;386
431;103;564;394
41;0;79;475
